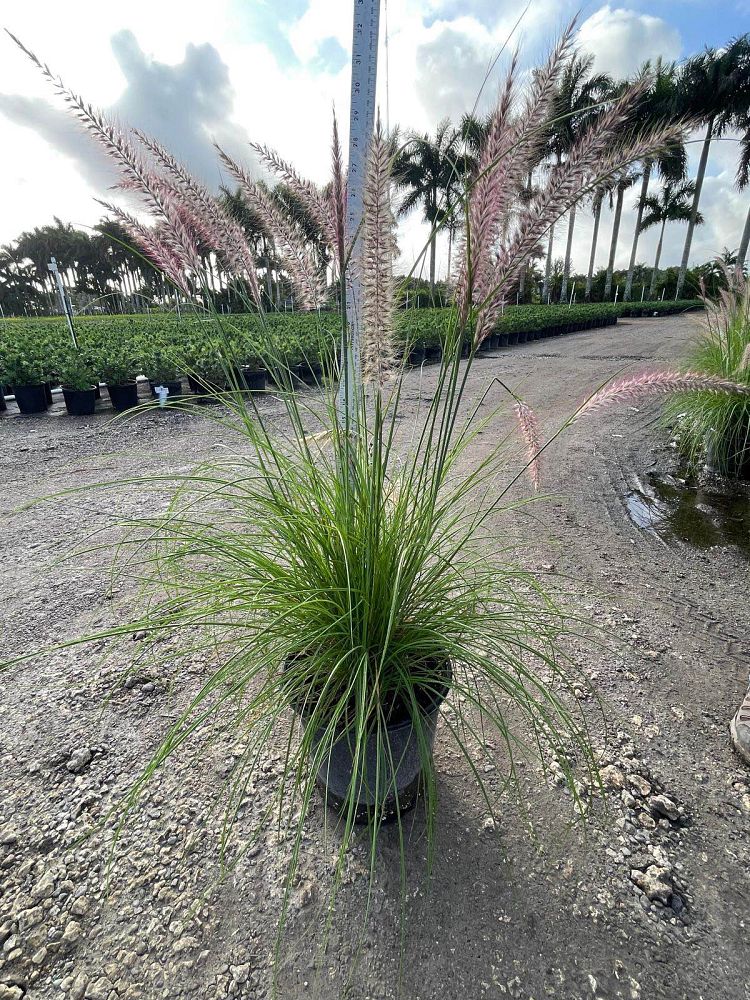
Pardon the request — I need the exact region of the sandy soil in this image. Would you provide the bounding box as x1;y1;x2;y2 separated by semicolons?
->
0;313;748;1000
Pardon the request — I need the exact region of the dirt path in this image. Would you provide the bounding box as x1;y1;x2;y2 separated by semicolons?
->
1;313;748;1000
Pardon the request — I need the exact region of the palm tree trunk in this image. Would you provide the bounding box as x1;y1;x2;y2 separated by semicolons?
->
585;193;603;301
560;203;577;303
676;117;714;298
542;223;555;303
604;184;625;300
429;186;437;292
737;202;750;271
518;265;526;303
624;162;651;301
649;220;667;298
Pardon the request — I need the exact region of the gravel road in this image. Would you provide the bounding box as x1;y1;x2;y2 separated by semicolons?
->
1;313;748;1000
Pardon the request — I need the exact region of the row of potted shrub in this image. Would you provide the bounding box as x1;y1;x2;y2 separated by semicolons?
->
0;300;703;415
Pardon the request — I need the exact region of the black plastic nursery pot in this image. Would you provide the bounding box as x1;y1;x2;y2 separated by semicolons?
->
62;386;97;416
237;367;268;391
507;331;519;346
424;345;443;363
44;383;55;406
149;378;183;400
706;428;750;481
287;655;451;824
12;384;48;415
496;332;509;348
187;373;222;396
292;362;322;385
0;391;6;413
107;381;139;412
408;346;427;366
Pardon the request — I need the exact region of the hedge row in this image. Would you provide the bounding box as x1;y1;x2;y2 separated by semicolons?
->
615;299;703;318
0;300;703;389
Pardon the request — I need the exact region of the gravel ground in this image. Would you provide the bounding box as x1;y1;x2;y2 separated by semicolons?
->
1;313;749;1000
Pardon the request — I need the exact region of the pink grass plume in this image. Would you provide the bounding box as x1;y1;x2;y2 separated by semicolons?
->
577;370;750;419
513;399;541;492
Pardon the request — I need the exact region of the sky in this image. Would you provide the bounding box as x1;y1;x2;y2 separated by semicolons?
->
0;0;748;285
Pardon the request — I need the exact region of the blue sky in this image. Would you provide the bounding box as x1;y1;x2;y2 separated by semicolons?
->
0;1;748;276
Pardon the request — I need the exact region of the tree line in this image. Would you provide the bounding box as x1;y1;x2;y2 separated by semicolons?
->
1;34;749;317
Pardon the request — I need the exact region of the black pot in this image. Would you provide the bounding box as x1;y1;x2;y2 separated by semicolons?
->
408;346;426;366
149;378;183;400
187;373;223;395
94;384;102;400
237;367;267;392
424;345;443;363
107;381;139;412
12;384;48;415
290;659;451;824
62;386;97;416
497;332;509;348
44;383;55;405
517;331;528;345
0;391;6;413
291;362;321;386
706;431;750;480
508;331;519;346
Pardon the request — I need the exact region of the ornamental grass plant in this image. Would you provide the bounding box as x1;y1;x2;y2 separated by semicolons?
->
663;269;750;476
6;22;718;959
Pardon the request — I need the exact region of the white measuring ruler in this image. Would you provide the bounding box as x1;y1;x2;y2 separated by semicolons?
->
338;0;380;427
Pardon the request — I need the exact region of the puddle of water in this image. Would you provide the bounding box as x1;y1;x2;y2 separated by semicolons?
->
625;472;750;558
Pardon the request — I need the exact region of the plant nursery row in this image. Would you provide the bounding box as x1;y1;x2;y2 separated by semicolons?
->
0;300;702;416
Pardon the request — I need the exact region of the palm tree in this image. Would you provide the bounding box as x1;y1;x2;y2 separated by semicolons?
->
584;184;607;300
675;36;750;298
623;61;686;300
0;245;42;314
541;221;556;303
737;111;750;270
603;169;637;299
546;55;612;302
393;119;461;290
641;180;703;298
717;41;750;270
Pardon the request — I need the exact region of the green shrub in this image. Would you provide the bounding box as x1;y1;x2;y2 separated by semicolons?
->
55;346;99;390
0;338;50;386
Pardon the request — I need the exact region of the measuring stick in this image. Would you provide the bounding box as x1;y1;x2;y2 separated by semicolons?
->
338;0;381;429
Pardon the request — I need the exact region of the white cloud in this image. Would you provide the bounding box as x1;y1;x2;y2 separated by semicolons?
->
576;6;682;79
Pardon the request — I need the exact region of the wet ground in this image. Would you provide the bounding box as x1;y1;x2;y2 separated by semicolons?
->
625;468;750;558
